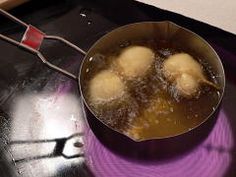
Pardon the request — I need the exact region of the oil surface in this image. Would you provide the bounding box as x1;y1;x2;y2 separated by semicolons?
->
84;40;221;141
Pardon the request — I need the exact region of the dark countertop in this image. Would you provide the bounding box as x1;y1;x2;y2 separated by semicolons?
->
0;0;236;177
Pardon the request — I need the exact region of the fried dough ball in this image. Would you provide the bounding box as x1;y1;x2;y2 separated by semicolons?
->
116;46;154;78
163;53;202;80
176;73;199;96
163;53;218;97
89;70;125;104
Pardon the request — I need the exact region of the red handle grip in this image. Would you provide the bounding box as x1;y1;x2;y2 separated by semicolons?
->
21;25;45;50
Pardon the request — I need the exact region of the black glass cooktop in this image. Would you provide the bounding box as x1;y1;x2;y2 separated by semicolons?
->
0;0;236;177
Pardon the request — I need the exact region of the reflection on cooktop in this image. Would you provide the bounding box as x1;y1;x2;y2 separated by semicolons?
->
9;78;86;176
0;0;236;177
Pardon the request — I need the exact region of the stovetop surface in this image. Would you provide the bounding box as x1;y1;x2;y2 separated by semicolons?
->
0;0;236;177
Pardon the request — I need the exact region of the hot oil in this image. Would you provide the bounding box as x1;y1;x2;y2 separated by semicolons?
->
84;40;221;141
84;53;140;131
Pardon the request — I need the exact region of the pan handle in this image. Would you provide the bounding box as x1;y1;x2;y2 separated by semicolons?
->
0;9;86;80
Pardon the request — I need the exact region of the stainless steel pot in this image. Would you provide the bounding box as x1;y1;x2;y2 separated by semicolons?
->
0;9;225;142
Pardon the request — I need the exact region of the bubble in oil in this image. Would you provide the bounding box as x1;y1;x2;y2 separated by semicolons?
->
119;41;131;48
128;111;136;118
157;48;173;58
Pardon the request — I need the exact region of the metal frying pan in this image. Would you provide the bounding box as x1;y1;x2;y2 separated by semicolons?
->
0;9;225;142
